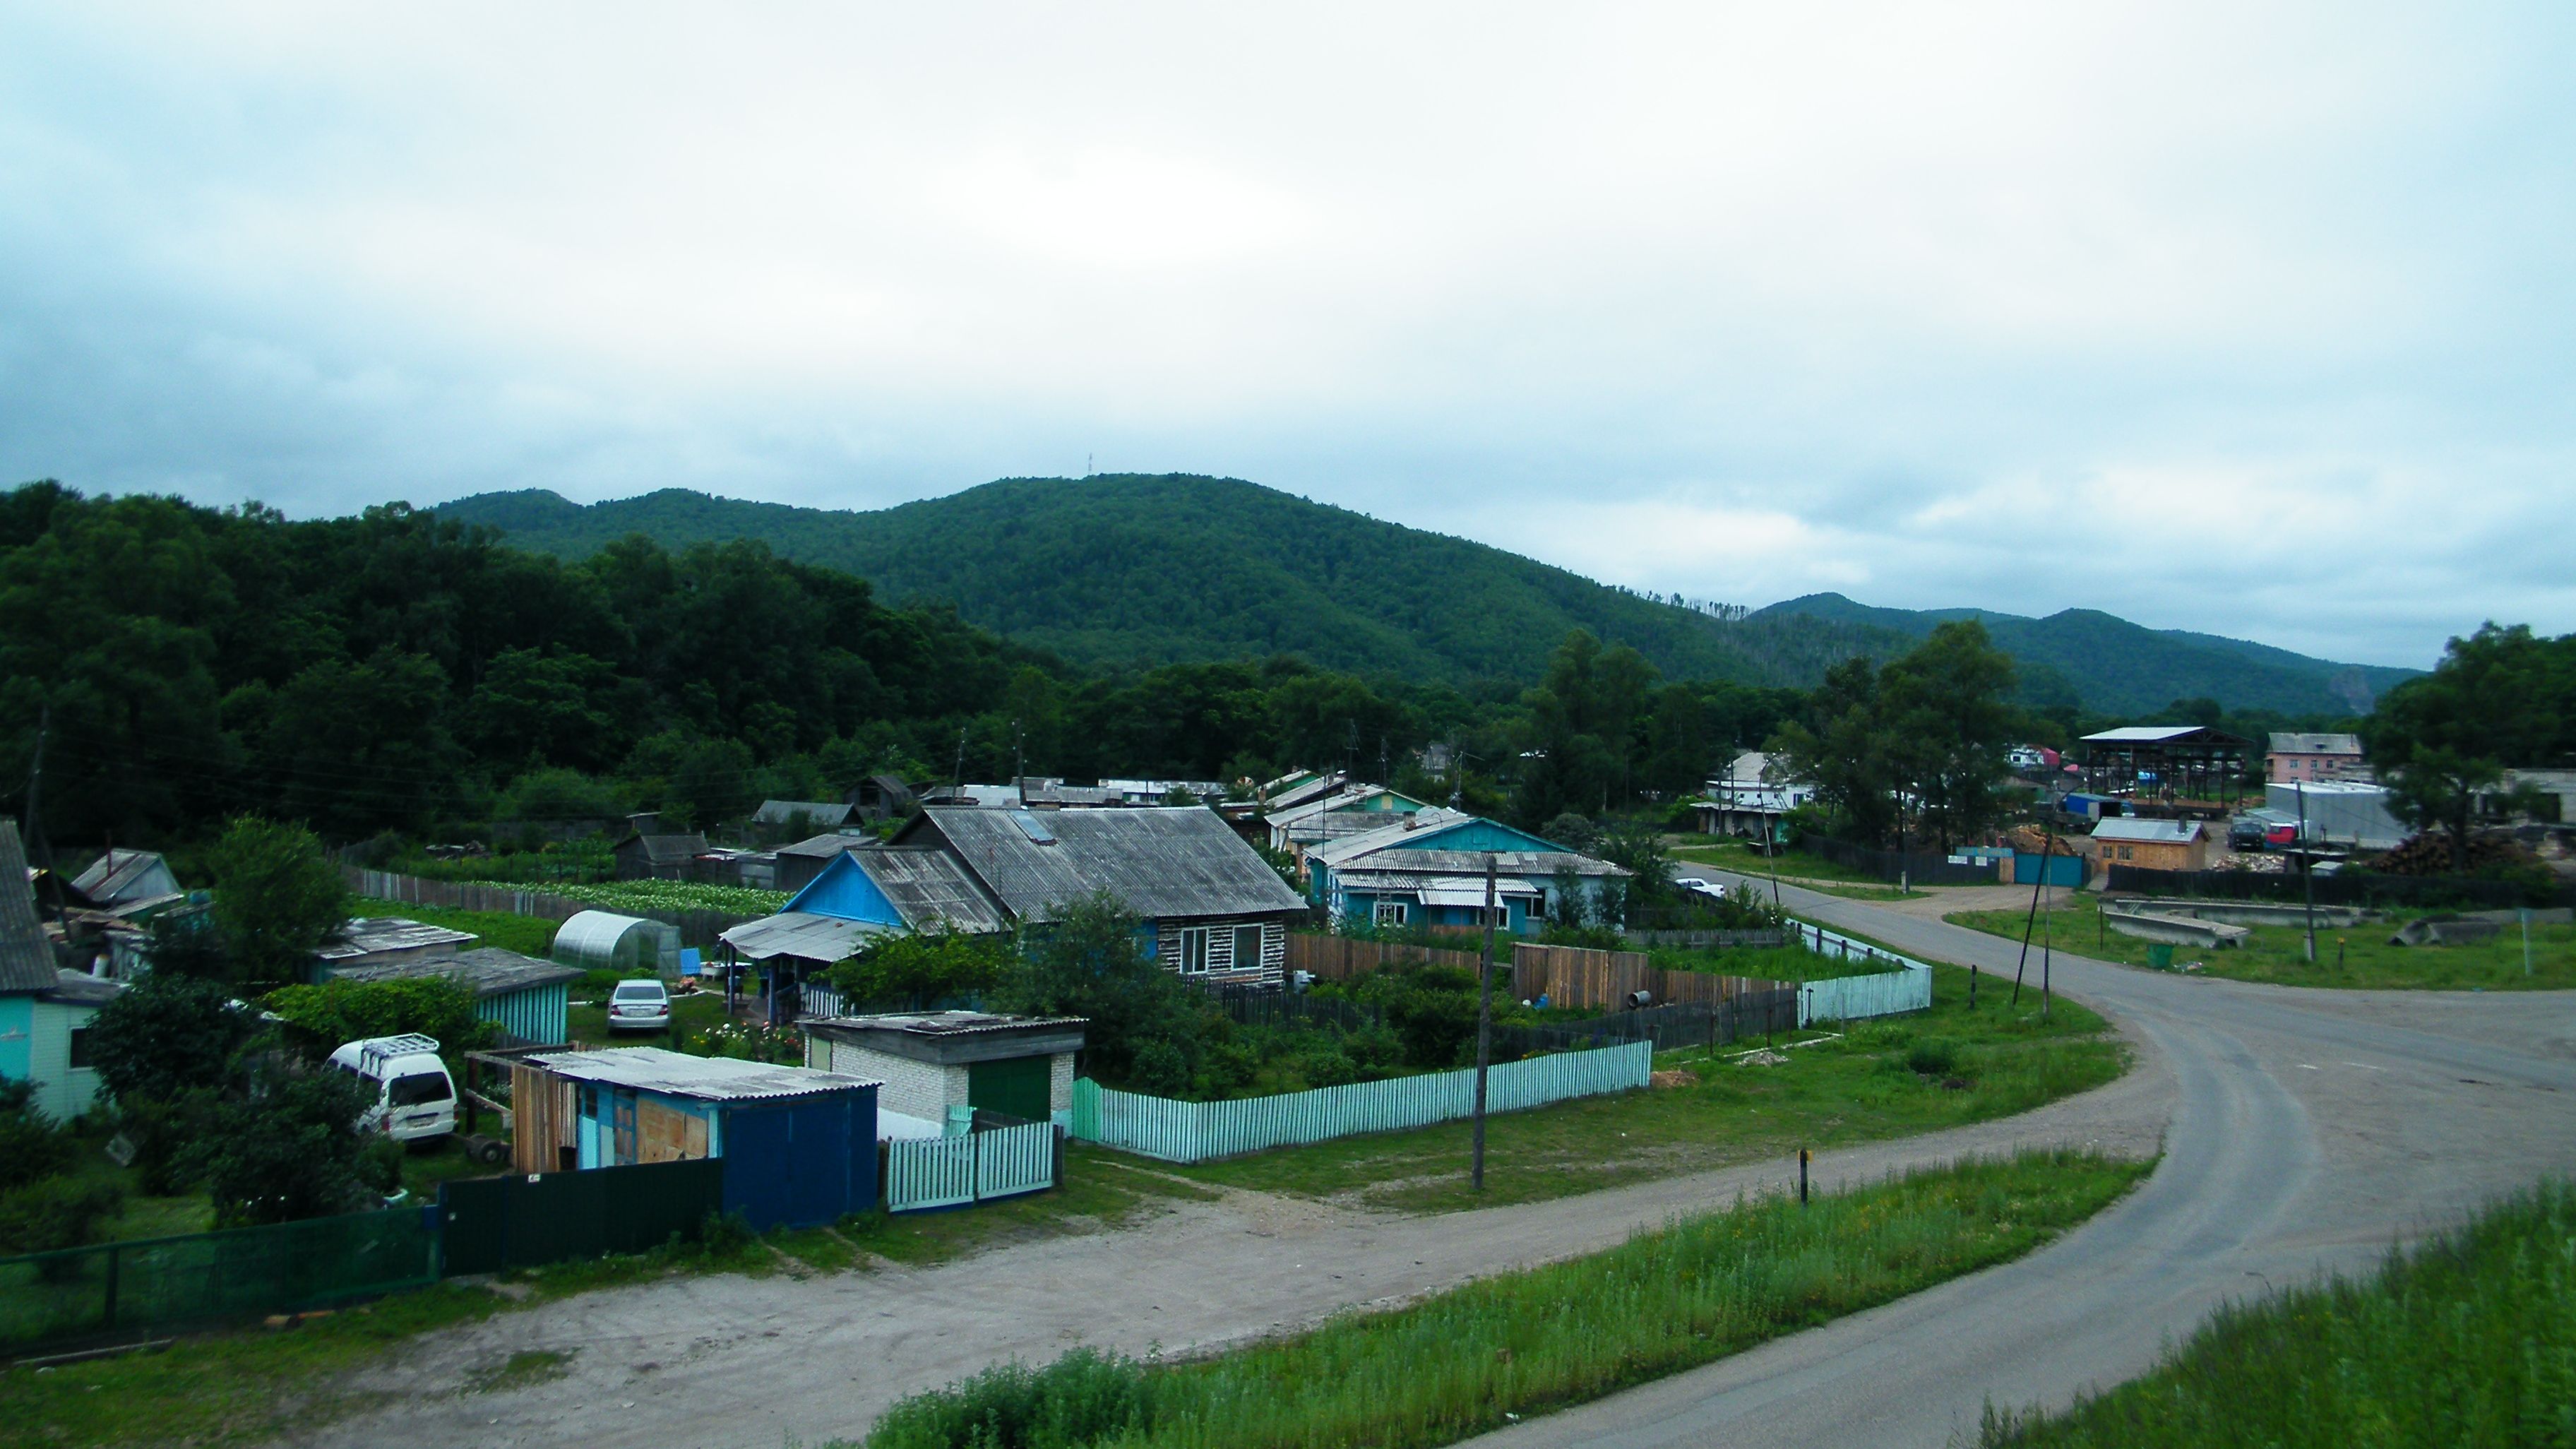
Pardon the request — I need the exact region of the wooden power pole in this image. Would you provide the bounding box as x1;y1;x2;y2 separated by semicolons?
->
1471;854;1498;1192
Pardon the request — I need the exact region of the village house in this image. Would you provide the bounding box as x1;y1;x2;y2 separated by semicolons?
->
2266;732;2368;785
2086;817;2215;873
1;821;129;1123
1304;811;1630;934
1262;784;1429;866
612;828;712;881
749;799;863;845
1690;751;1817;840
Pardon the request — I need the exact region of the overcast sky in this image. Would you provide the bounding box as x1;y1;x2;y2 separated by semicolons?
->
4;4;2570;668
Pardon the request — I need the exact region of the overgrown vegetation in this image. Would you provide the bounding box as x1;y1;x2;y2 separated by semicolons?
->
858;1149;2152;1449
1977;1178;2576;1448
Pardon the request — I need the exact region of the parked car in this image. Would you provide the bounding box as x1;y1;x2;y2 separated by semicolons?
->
607;978;672;1032
328;1033;456;1143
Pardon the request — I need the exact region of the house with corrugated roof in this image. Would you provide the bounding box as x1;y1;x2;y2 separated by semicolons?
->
2266;732;2368;785
612;830;710;881
1306;812;1630;935
1;820;127;1122
1263;785;1429;866
2087;816;2214;873
320;946;583;1046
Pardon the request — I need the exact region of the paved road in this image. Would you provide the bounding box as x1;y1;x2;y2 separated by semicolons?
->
1454;871;2576;1448
285;878;2574;1449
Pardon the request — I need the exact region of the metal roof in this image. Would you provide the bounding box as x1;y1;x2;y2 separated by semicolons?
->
1263;773;1348;813
753;800;859;826
719;911;894;963
40;969;126;1007
69;849;177;905
326;946;581;997
902;806;1308;923
0;822;61;994
525;1045;881;1102
2080;726;2251;747
1306;809;1478;867
809;1009;1087;1037
2090;818;2206;845
849;849;1012;934
619;833;709;864
2268;732;2364;756
1334;849;1625;881
315;917;479;962
775;833;864;859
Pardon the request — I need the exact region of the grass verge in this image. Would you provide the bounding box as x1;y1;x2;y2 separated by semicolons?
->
858;1148;2154;1449
1944;895;2576;990
1977;1177;2576;1447
0;1147;1215;1449
1171;965;2125;1212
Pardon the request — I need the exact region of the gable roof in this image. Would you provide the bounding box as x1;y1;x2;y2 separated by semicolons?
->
618;833;708;864
2268;732;2363;756
2090;818;2205;845
848;848;1013;934
776;833;864;860
1308;811;1631;878
70;848;177;905
754;800;859;827
895;806;1307;924
718;910;895;963
0;821;59;994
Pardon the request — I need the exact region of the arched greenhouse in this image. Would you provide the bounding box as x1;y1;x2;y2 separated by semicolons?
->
550;910;684;977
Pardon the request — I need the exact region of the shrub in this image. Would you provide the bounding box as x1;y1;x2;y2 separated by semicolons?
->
1906;1038;1961;1078
1343;1022;1406;1078
86;974;258;1108
180;1070;375;1227
1298;1046;1361;1089
0;1176;126;1256
0;1080;74;1195
866;1348;1154;1449
264;977;496;1061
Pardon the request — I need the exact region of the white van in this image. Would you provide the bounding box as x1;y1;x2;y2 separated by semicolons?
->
328;1033;457;1143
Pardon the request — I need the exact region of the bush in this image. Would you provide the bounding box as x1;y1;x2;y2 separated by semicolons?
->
0;1080;74;1195
264;977;496;1060
181;1071;375;1227
1297;1045;1361;1089
866;1348;1154;1449
0;1176;126;1256
1906;1039;1961;1078
357;1135;407;1196
828;929;1008;1013
86;974;258;1108
1343;1022;1407;1078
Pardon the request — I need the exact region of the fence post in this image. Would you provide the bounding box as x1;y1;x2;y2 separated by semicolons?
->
102;1241;119;1331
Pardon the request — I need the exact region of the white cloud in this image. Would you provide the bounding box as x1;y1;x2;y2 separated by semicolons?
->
1;1;2570;667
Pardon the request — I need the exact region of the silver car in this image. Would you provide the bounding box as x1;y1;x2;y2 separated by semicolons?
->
607;978;672;1032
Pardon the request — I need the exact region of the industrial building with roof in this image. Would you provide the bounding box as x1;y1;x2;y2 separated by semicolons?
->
2079;724;2255;804
1304;811;1630;934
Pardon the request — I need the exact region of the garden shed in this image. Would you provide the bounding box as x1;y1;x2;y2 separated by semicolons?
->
804;1010;1087;1131
550;910;682;977
311;917;477;977
321;947;581;1045
508;1046;881;1229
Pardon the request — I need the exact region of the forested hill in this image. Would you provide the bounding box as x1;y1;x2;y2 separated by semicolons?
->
438;476;1903;688
439;475;2406;712
1752;594;2419;716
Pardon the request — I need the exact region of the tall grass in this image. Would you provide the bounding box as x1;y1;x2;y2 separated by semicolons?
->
861;1149;2149;1449
1980;1179;2576;1448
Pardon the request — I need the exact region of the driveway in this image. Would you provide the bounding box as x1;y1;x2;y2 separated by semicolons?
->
288;875;2576;1449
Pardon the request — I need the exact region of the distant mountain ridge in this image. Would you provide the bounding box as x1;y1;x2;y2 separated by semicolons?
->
431;476;2410;715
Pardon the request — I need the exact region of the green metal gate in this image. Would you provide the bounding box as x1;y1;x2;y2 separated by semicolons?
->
438;1159;724;1275
967;1056;1051;1123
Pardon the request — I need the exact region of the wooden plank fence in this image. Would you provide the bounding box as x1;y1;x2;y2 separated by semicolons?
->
1509;942;1780;1010
884;1121;1059;1212
1284;934;1488;981
1068;1042;1652;1164
341;866;758;948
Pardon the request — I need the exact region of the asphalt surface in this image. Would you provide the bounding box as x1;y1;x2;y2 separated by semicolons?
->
1453;870;2576;1448
282;876;2575;1449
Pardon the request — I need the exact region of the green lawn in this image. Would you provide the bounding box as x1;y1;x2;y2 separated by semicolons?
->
0;1149;1216;1449
1978;1178;2576;1448
861;1150;2154;1449
566;985;732;1045
1944;895;2576;991
1171;965;2125;1212
349;897;559;958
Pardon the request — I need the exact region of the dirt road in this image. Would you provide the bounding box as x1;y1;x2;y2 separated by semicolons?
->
287;872;2576;1449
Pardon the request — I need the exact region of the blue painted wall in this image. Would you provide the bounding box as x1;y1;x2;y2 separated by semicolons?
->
785;853;907;926
0;996;32;1089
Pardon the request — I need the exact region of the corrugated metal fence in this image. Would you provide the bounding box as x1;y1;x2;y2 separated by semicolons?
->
885;1121;1059;1212
1070;1041;1652;1164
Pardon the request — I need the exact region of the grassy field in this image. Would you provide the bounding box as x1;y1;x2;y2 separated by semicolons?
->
1170;965;2125;1212
349;897;559;958
0;1147;1216;1449
1944;895;2576;990
861;1150;2154;1449
565;984;733;1045
1978;1178;2576;1448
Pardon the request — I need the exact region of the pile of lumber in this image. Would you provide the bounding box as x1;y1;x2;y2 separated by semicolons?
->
2363;832;2539;877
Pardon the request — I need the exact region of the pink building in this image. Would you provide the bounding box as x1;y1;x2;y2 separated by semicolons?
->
2266;732;2366;784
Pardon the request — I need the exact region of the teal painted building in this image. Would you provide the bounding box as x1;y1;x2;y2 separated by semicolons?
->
1304;812;1631;935
1;819;124;1123
323;947;581;1046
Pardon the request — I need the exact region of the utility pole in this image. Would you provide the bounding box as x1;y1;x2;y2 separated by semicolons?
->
2295;782;2317;964
2012;828;2052;1007
1471;854;1498;1193
1013;719;1026;807
21;701;64;925
953;725;968;794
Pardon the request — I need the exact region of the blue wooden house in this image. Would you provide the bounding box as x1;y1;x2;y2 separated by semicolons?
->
0;820;127;1123
1304;811;1630;935
511;1046;881;1229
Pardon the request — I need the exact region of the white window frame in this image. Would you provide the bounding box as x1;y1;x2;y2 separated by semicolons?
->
1373;900;1409;927
1176;926;1212;975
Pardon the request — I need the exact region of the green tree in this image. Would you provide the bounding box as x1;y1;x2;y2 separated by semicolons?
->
2366;624;2576;867
826;929;1009;1012
85;973;258;1107
1879;621;2017;849
994;893;1209;1092
210;816;350;986
179;1071;374;1226
263;977;496;1059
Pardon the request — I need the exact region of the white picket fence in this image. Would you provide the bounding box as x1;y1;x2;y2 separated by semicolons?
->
1785;918;1934;1025
885;1121;1058;1212
1071;1041;1652;1164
